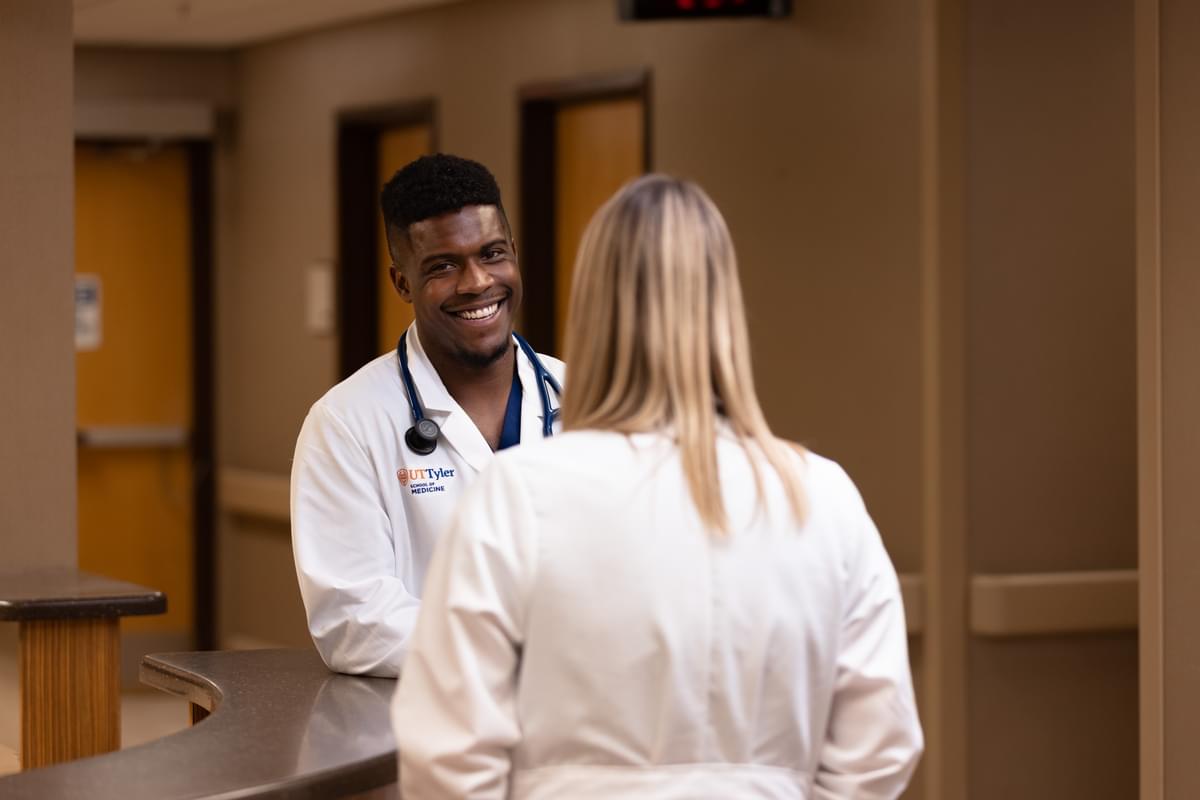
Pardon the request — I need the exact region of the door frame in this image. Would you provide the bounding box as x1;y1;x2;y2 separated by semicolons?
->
517;69;653;355
336;100;439;379
74;137;217;651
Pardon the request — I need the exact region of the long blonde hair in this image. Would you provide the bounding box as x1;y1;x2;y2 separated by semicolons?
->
561;174;806;531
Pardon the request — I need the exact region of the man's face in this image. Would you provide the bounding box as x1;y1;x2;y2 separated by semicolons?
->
389;205;522;370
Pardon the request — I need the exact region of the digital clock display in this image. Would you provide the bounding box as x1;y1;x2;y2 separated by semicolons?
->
618;0;792;20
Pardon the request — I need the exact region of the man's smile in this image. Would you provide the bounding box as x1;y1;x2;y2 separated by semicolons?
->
448;296;506;323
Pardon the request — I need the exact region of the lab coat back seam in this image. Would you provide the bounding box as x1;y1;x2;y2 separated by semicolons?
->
507;467;541;641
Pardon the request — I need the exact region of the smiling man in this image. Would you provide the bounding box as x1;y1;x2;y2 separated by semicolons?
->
291;154;565;677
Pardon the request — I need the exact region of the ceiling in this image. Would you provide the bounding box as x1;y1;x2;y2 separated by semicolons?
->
74;0;463;47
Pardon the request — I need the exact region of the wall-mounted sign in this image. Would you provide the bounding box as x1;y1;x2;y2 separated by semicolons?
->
75;274;102;351
618;0;792;20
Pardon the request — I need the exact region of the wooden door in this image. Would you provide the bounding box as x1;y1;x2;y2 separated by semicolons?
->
377;125;431;355
553;97;645;349
75;143;194;658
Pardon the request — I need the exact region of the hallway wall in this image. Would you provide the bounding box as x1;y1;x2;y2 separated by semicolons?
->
963;1;1138;797
225;0;926;533
216;0;927;660
71;2;1142;796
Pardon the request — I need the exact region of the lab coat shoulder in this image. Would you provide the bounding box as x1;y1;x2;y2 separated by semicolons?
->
292;352;401;510
479;426;590;472
464;429;607;519
759;449;879;577
443;435;560;575
299;351;401;442
478;436;891;592
795;454;923;799
441;449;542;599
291;351;419;678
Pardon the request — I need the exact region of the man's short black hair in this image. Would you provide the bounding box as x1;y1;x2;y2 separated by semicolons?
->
381;153;506;233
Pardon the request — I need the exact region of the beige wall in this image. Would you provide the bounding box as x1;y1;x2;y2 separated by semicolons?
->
214;0;927;650
224;1;926;553
0;0;76;569
75;47;235;108
966;0;1136;576
964;1;1138;798
70;2;1153;796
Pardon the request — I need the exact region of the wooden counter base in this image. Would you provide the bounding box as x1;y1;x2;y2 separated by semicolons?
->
0;567;165;770
20;617;120;768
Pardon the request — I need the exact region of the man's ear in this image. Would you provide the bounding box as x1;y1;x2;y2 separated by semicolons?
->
385;223;414;302
391;265;413;302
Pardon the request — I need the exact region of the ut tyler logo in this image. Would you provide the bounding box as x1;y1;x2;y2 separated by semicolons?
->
397;466;456;495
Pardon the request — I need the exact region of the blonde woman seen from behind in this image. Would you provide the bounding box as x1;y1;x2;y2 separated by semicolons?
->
391;175;923;799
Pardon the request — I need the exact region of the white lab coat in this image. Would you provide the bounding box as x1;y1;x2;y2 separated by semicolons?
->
290;324;564;677
392;428;922;800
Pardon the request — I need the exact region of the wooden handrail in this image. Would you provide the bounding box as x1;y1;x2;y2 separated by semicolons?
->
219;468;290;521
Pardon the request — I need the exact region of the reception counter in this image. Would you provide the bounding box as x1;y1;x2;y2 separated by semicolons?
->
0;567;166;768
0;649;399;798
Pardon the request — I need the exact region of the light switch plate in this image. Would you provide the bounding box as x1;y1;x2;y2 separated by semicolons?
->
306;261;335;336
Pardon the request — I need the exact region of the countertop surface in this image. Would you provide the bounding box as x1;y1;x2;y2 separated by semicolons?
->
0;648;399;798
0;567;165;620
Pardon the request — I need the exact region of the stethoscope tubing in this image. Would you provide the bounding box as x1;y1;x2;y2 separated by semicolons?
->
513;333;563;437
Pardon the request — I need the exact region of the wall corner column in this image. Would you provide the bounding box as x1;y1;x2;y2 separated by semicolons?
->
0;0;77;569
1138;0;1200;797
1135;0;1163;797
919;0;968;797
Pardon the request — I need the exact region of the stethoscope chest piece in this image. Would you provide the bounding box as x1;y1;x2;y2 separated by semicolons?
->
405;418;440;456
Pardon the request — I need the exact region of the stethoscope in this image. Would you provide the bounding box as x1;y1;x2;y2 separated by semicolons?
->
397;330;563;456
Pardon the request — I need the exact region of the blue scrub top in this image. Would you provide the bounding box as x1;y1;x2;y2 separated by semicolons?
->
497;370;522;451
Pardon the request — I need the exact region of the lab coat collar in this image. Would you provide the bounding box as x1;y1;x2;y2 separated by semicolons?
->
404;324;556;472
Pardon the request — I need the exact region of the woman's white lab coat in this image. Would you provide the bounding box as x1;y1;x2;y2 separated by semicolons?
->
392;428;923;800
290;325;563;677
